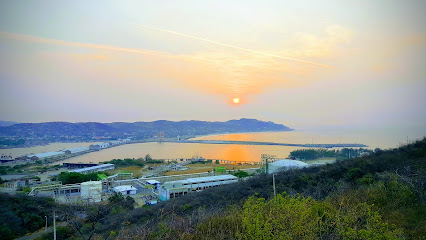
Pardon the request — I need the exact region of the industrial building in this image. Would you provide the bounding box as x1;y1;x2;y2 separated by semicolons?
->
69;163;115;174
89;142;110;150
27;151;65;160
62;147;89;155
112;185;137;195
81;181;102;203
63;163;99;169
267;159;309;174
160;175;238;200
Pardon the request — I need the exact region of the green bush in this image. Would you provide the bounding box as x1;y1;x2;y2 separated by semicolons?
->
56;172;98;184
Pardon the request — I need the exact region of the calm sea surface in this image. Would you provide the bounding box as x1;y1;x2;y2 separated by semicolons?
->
1;129;424;164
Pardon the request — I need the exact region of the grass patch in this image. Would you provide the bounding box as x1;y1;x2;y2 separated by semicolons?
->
105;166;145;177
164;163;258;176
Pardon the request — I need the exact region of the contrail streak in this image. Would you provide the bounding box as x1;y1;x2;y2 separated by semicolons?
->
134;24;332;68
0;31;178;59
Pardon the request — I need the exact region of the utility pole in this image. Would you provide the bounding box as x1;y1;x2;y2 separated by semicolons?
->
45;215;47;232
265;158;268;174
272;173;276;198
53;210;56;240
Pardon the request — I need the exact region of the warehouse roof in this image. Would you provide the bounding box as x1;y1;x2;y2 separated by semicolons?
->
27;151;64;159
62;147;89;154
112;185;137;192
70;163;115;173
146;180;161;185
186;175;237;184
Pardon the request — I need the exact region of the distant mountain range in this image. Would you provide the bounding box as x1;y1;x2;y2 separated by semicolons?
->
0;118;292;141
0;121;19;127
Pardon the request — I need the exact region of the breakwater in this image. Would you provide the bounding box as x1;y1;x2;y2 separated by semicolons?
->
171;140;367;148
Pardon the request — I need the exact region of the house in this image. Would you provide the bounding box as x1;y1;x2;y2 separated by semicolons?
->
62;147;89;155
146;180;161;189
112;185;137;195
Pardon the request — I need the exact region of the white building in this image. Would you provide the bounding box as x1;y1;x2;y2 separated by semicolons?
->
81;181;102;203
161;175;238;200
112;185;137;195
98;142;110;149
267;159;309;174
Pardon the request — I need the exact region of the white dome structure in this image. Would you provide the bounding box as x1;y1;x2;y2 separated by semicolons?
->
268;159;309;174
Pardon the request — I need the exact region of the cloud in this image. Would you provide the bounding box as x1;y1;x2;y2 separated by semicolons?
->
291;25;355;58
0;28;348;100
134;24;332;68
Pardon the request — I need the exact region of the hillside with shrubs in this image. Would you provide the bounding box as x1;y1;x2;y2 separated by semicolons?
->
1;138;424;239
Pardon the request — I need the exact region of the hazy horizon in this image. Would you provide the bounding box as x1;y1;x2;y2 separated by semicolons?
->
1;1;425;132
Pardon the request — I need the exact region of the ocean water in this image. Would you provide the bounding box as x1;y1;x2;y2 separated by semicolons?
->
2;129;424;164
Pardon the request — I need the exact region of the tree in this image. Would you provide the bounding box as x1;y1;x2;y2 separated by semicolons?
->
145;154;152;161
108;192;136;211
233;170;249;179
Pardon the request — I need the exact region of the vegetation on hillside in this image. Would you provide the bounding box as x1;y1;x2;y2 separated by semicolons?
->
0;138;25;147
108;138;424;239
0;138;424;239
289;148;374;160
0;194;56;240
0;118;291;141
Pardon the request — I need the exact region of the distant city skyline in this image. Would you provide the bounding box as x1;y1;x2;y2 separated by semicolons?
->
0;1;425;131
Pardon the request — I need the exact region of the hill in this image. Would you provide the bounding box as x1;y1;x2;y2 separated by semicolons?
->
0;118;292;142
2;138;424;239
95;138;425;239
0;121;18;127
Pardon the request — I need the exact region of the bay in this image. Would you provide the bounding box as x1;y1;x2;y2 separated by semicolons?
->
2;128;424;164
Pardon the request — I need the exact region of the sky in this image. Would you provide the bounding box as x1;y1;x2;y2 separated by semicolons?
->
0;0;425;133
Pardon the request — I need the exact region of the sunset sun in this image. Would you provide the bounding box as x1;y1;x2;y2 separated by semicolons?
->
233;98;240;104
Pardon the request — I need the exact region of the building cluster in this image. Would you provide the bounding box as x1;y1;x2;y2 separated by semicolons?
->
159;175;238;200
89;139;131;151
1;147;91;163
0;139;131;164
1;150;312;207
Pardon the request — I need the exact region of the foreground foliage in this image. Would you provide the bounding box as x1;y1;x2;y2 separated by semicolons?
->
289;148;374;160
0;194;56;240
1;138;425;239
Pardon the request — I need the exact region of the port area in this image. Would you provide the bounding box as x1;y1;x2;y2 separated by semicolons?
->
0;158;263;204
